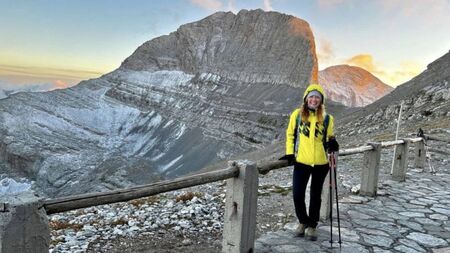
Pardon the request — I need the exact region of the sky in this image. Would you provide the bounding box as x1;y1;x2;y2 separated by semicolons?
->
1;0;449;90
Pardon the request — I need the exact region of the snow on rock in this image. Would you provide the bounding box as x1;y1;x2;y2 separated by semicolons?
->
0;177;32;194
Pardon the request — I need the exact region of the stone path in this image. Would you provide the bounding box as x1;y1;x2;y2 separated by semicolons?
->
255;168;450;253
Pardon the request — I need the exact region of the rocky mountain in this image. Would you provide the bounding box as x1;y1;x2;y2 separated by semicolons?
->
1;10;348;197
319;65;393;107
338;50;450;144
121;9;318;86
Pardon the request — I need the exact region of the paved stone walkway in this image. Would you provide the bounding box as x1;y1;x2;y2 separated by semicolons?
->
255;168;450;253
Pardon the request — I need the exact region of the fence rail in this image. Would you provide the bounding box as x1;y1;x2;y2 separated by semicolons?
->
45;165;239;214
2;134;448;253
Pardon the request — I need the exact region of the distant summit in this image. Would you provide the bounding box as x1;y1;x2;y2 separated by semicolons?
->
338;50;450;142
319;65;393;107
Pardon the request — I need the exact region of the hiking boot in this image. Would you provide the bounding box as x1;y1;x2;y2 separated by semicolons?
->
305;227;318;241
295;224;307;237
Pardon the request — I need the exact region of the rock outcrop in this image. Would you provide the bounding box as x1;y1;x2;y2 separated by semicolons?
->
121;9;318;86
319;65;393;107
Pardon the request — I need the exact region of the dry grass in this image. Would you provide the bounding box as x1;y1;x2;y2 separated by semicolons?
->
110;217;128;226
175;192;204;202
128;195;160;207
49;220;83;231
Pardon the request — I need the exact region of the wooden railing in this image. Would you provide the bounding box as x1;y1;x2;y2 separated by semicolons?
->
2;135;448;253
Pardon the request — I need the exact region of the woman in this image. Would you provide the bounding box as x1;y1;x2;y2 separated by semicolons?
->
280;83;339;241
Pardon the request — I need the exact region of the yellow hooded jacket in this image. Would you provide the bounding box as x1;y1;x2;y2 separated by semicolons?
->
285;84;334;166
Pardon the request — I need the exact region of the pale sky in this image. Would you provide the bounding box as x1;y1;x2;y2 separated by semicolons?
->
1;0;449;89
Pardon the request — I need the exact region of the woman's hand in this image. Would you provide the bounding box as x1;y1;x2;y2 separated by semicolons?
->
327;137;339;153
279;154;295;165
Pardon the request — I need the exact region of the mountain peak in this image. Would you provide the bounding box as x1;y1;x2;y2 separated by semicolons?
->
120;9;318;87
319;64;393;107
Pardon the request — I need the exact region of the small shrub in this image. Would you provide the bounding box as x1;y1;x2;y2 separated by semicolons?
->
176;192;203;202
129;195;160;207
110;217;128;226
49;220;83;231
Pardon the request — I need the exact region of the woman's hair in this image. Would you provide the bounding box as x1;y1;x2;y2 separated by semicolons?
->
300;103;325;123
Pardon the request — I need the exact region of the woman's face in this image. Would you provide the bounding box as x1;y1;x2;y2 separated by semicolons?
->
307;95;321;109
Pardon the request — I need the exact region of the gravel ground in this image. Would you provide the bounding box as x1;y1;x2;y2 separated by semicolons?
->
49;138;449;253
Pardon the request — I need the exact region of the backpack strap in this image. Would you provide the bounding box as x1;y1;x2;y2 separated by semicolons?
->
294;112;302;157
323;114;330;150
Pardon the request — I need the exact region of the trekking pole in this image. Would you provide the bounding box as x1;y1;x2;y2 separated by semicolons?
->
331;152;342;248
328;153;333;248
417;128;436;174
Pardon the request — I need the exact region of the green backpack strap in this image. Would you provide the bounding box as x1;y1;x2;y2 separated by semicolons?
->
323;114;330;150
294;113;302;156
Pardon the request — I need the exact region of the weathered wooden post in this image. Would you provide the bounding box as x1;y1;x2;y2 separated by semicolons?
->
360;142;381;197
392;139;411;181
414;139;426;168
0;191;50;253
222;160;258;253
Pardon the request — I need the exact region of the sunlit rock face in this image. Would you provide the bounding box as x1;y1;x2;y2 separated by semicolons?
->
0;10;326;197
319;65;393;107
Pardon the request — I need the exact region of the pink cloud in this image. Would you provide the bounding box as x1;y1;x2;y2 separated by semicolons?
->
317;0;345;8
53;79;70;89
317;37;335;66
378;0;450;26
263;0;273;11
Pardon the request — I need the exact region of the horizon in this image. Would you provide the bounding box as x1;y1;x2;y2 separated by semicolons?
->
1;0;449;91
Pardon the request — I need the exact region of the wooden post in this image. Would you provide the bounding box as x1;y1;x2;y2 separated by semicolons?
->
222;160;258;253
414;140;426;168
0;192;50;253
392;139;411;181
390;101;404;174
360;142;381;197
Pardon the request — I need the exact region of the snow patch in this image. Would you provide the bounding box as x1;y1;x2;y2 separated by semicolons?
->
163;119;174;128
111;70;194;88
159;155;183;172
0;177;32;194
199;73;221;83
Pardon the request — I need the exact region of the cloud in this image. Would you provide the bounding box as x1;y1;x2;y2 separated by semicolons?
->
317;0;345;8
53;80;70;89
0;64;102;82
344;54;422;86
190;0;223;11
316;38;335;66
263;0;273;11
0;79;58;99
227;0;237;13
345;54;378;73
378;0;450;26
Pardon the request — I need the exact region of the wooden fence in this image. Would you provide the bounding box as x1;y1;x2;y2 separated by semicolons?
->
2;134;448;253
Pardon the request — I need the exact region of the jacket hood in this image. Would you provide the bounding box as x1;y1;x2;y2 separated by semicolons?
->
303;84;326;104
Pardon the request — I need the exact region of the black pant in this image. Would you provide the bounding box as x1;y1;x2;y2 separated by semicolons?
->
292;162;329;228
